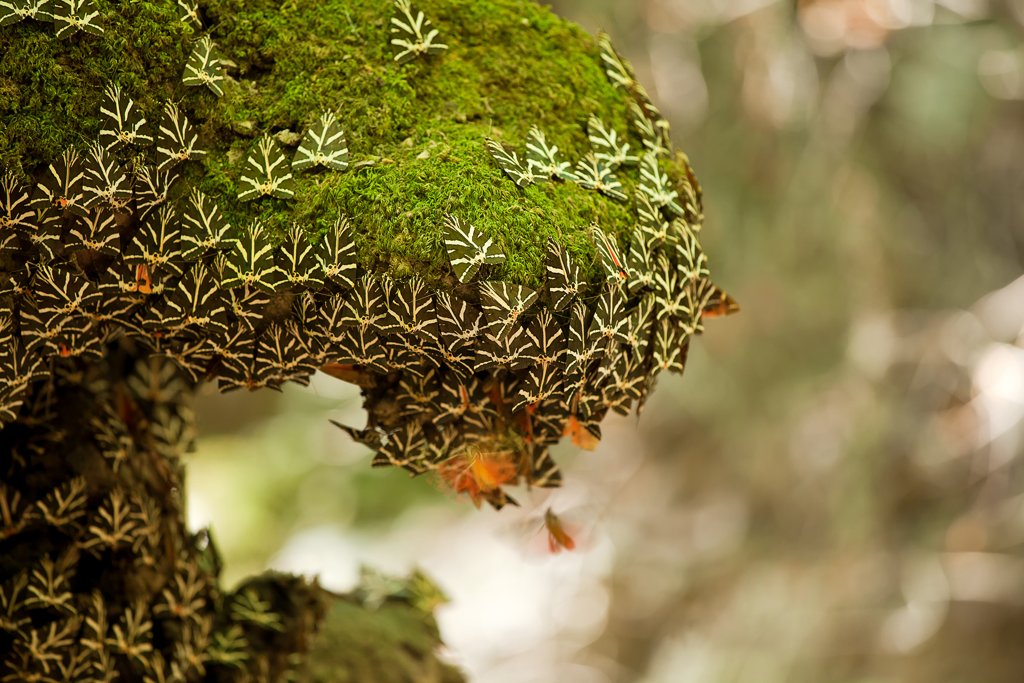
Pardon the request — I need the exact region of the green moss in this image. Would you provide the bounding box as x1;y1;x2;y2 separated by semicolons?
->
0;0;684;288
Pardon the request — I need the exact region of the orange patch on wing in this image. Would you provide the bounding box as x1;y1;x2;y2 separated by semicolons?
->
563;416;599;451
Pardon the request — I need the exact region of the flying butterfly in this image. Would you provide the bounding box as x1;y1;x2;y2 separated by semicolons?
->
695;279;739;320
587;115;637;170
638;154;683;218
238;135;296;201
542;508;576;553
292;111;349;172
221;220;281;292
573;154;627;202
53;0;103;38
442;213;505;283
182;36;226;96
438;446;519;508
390;0;448;64
564;391;603;451
544;239;580;312
156;101;206;172
525;126;574;181
486;138;541;188
479;281;537;341
98;83;151;151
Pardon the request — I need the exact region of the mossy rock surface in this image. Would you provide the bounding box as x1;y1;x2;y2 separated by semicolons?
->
0;0;671;287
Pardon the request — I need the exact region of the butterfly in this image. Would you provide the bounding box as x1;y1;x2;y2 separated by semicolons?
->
590;224;629;287
544;240;581;311
390;0;448;63
587;115;637;170
573;154;627;202
543;508;576;552
98;83;151;151
638;154;683;218
486;138;542;188
156;101;205;172
53;0;104;38
478;281;537;341
182;36;225;96
442;214;505;283
292;111;349;172
237;135;296;201
525;126;574;180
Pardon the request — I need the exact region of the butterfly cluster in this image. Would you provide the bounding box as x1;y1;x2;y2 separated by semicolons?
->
0;3;738;681
0;26;326;675
0;0;103;38
0;388;319;683
238;112;351;202
2;10;732;517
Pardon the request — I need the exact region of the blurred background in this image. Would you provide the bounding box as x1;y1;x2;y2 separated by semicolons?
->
187;1;1024;681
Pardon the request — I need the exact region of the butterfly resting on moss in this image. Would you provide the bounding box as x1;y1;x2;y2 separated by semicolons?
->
390;0;448;64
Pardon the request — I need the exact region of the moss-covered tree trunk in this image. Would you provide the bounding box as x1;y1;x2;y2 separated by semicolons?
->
1;0;731;679
0;345;463;681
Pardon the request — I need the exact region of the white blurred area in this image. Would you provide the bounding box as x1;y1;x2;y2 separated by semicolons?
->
186;371;743;683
